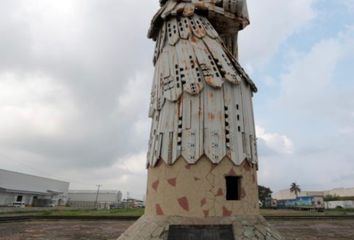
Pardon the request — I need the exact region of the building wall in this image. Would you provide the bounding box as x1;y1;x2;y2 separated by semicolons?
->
325;188;354;197
0;192;50;206
0;169;69;196
0;169;70;206
273;188;354;200
68;191;119;202
68;191;120;208
325;201;354;209
145;157;259;218
272;190;325;200
0;193;15;206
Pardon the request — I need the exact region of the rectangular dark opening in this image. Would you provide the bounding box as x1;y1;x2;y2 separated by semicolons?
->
225;176;241;201
16;195;23;202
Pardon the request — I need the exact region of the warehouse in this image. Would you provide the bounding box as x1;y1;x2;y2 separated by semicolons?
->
273;188;354;200
0;169;70;207
68;190;122;208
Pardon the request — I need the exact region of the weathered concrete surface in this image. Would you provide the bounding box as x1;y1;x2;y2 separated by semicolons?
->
118;215;283;240
145;158;259;218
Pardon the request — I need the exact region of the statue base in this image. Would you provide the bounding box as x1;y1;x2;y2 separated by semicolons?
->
117;215;283;240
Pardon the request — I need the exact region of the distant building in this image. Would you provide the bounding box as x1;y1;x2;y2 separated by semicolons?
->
68;190;121;208
122;198;145;208
325;200;354;209
325;188;354;198
273;190;324;200
273;187;354;200
0;169;70;207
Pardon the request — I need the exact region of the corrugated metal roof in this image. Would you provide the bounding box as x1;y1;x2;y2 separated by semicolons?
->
69;190;119;194
0;169;69;195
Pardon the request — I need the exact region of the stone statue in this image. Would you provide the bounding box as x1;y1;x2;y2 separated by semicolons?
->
118;1;283;239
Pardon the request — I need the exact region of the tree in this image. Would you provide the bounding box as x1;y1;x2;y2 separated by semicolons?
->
324;194;340;201
290;182;301;198
117;191;123;203
258;185;273;205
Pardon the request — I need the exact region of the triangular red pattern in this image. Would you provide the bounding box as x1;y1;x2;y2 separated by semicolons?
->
203;210;209;217
167;178;177;187
156;204;164;216
177;197;190;211
228;168;236;176
216;188;224;196
152;180;160;191
223;206;232;216
200;198;207;207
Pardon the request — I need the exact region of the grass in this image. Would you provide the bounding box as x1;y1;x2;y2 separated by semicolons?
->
0;207;144;217
1;208;354;218
260;208;354;217
40;208;145;217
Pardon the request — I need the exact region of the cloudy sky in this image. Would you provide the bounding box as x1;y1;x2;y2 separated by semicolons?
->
0;0;353;199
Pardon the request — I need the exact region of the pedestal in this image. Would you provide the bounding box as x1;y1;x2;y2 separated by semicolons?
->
117;215;283;240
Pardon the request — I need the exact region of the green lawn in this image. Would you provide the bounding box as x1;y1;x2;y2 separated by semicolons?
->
0;208;144;217
40;208;145;217
1;208;354;218
260;208;354;217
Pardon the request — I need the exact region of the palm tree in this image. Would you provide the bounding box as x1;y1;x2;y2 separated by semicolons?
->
290;182;301;198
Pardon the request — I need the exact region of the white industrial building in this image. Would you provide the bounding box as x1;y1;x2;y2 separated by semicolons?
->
325;200;354;209
68;190;122;208
0;169;70;207
273;187;354;200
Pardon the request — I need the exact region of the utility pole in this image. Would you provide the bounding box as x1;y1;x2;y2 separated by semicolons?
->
94;184;102;209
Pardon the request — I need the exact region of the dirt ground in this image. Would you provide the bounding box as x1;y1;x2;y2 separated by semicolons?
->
0;220;131;240
0;219;354;240
271;219;354;240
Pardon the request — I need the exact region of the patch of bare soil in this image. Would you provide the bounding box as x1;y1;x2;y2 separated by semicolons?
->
0;219;354;240
0;220;133;240
269;219;354;240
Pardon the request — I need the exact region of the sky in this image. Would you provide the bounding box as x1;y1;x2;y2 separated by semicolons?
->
0;0;353;200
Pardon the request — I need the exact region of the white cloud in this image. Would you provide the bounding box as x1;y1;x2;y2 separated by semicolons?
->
258;26;354;192
345;0;354;12
256;126;294;154
276;26;354;119
0;72;75;136
279;39;341;108
58;152;148;198
263;76;275;86
240;0;317;66
117;70;152;120
114;152;147;175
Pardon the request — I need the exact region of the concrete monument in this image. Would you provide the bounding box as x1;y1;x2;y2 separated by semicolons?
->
118;0;283;239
